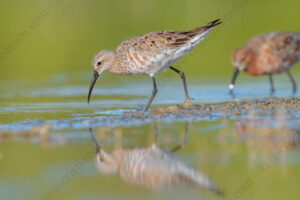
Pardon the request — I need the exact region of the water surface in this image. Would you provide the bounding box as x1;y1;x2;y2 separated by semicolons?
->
0;76;299;200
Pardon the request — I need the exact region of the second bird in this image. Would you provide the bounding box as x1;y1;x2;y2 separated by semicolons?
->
230;32;300;94
87;19;222;111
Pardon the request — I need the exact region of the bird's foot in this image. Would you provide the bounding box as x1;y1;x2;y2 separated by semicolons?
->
184;98;193;107
292;87;297;95
270;88;275;96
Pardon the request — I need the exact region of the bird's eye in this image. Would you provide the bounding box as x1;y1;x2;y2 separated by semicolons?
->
97;61;102;66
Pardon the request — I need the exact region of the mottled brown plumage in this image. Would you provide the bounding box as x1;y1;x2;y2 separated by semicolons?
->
88;19;222;111
230;32;299;93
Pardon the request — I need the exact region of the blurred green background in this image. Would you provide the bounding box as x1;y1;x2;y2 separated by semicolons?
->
0;1;300;200
0;0;299;83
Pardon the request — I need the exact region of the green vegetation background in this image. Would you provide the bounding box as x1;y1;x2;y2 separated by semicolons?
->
0;0;299;82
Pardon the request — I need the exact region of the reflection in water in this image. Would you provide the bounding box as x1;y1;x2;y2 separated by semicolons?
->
235;120;300;151
235;117;300;170
0;124;63;147
219;115;300;169
89;123;222;195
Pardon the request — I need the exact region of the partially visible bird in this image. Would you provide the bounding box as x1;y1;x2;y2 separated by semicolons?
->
229;32;299;94
87;19;222;111
88;127;222;195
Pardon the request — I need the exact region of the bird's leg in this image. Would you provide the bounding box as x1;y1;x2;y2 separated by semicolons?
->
145;76;158;111
169;66;192;106
171;145;181;152
287;71;297;94
269;75;275;94
171;122;189;152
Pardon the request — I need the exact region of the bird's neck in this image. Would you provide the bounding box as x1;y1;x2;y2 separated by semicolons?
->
245;61;261;76
110;57;130;75
112;149;128;166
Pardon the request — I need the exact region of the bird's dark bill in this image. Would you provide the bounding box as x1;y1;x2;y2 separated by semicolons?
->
230;68;239;86
87;70;99;104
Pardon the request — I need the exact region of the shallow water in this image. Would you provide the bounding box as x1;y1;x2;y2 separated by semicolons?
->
0;75;299;200
1;0;300;199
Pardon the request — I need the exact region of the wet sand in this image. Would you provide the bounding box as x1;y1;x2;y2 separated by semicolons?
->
131;97;299;120
0;97;299;133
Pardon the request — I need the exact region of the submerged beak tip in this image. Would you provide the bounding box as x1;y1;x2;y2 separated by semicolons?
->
87;70;99;104
229;68;239;92
87;95;91;104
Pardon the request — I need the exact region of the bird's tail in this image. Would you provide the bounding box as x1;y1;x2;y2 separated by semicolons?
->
200;18;222;30
191;170;224;196
182;19;222;37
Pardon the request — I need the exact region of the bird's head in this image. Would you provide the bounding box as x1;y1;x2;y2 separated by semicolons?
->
95;149;119;174
232;46;253;71
89;128;119;174
88;50;115;103
229;46;254;93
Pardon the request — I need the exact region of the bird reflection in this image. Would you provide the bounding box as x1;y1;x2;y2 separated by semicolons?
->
218;117;300;170
89;123;222;195
233;118;300;151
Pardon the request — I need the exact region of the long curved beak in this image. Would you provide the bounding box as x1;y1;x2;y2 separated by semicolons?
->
87;70;99;104
229;68;239;93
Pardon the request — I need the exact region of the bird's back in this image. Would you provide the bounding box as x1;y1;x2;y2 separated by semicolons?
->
247;32;300;74
115;19;221;76
117;145;220;192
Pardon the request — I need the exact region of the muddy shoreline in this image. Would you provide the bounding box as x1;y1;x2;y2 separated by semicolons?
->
0;97;299;133
132;97;300;119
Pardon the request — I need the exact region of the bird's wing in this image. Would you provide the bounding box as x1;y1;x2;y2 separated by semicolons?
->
265;32;300;64
165;18;222;48
115;19;221;70
119;148;222;193
117;19;221;52
115;20;221;73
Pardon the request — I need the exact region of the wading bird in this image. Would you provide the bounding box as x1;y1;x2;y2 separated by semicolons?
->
229;32;299;94
87;19;222;111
